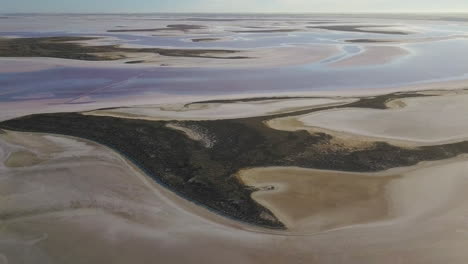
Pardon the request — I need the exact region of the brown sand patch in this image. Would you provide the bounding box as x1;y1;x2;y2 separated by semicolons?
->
4;150;42;168
238;156;468;234
238;167;397;232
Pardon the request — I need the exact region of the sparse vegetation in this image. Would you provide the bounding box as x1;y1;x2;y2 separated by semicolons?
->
0;36;246;61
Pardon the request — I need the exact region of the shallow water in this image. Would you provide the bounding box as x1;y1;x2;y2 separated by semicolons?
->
1;14;468;104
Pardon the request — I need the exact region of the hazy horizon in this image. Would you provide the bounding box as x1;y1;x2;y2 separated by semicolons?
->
2;0;468;14
2;11;468;14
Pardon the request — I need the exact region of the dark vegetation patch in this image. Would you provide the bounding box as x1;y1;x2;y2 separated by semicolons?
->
108;24;205;32
1;92;465;229
346;39;395;43
191;38;222;42
308;21;337;24
0;36;116;61
186;96;325;106
125;60;146;64
183;18;284;22
0;36;245;61
309;25;409;35
232;29;299;33
184;18;242;22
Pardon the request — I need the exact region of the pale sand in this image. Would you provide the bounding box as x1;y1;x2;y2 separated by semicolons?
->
117;45;340;68
286;93;468;145
84;98;355;121
0;94;206;122
0;130;267;263
331;46;410;67
0;45;339;73
3;131;468;263
166;123;215;148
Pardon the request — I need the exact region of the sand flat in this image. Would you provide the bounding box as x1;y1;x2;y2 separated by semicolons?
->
84;98;354;121
238;167;395;232
118;45;340;68
0;45;340;72
331;46;409;67
298;93;468;145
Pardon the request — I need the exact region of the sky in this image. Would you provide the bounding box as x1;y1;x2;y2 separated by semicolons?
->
1;0;468;13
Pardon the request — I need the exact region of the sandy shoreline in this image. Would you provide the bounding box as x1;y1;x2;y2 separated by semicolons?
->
2;77;467;122
83;98;355;121
238;155;468;234
265;91;468;146
4;130;468;263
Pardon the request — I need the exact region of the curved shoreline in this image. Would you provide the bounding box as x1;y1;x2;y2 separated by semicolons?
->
7;128;468;238
3;88;468;230
0;129;285;231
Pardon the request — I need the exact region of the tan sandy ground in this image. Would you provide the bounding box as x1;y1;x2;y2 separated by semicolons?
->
84;98;355;121
3;131;468;263
4;150;43;168
238;167;395;233
237;159;468;234
330;46;410;67
269;92;468;146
